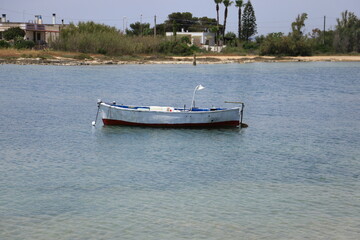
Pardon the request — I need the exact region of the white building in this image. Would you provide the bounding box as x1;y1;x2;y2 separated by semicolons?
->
0;14;62;45
166;29;216;47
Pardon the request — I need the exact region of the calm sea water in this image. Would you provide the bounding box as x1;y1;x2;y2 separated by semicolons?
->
0;62;359;239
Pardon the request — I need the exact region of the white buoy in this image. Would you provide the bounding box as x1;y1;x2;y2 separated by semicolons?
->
92;121;96;126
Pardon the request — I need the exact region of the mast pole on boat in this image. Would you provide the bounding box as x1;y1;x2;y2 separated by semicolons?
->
190;85;205;110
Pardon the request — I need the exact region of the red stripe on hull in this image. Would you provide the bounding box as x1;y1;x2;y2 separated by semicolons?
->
102;119;240;128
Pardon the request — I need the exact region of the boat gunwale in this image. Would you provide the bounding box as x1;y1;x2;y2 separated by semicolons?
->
101;102;240;114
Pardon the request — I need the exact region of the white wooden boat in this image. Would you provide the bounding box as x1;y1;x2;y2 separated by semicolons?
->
92;85;247;128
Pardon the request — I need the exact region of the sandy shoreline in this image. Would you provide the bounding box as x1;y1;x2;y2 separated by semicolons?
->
1;55;359;66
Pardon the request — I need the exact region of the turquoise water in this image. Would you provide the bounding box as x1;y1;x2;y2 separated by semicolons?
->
0;63;359;239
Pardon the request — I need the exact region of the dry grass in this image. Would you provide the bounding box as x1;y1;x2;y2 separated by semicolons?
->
0;49;104;59
0;49;35;58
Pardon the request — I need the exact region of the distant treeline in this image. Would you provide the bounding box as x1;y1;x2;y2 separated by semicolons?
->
224;11;360;56
1;10;358;56
50;10;359;56
257;11;360;56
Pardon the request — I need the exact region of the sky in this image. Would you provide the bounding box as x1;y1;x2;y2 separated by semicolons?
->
1;0;359;35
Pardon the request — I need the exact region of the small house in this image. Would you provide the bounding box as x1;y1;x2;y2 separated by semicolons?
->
166;29;216;47
0;14;63;45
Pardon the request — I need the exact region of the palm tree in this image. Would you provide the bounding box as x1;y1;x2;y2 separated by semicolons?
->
214;0;223;45
214;0;223;26
223;0;233;41
235;0;244;39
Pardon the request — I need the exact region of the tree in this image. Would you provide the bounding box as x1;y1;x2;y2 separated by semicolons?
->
156;12;218;35
172;20;178;38
334;11;360;52
291;13;308;41
165;12;194;32
126;22;152;36
0;40;11;48
3;27;25;41
214;0;223;44
190;16;217;32
222;0;233;41
235;0;244;39
259;32;287;55
310;28;335;53
214;0;223;27
260;13;313;57
224;32;237;46
241;0;257;41
288;13;312;56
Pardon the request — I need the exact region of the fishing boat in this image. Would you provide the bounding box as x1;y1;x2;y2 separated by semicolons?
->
92;85;247;128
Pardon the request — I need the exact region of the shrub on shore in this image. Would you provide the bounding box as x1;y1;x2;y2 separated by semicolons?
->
14;39;35;49
258;33;312;56
3;27;25;41
50;21;197;56
0;40;11;48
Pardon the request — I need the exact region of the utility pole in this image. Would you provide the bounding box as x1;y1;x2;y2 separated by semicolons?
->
323;16;326;45
154;15;157;37
140;14;143;36
123;16;126;34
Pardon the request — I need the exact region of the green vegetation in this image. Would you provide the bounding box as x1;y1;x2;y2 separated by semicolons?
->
1;3;358;58
214;0;223;45
14;39;35;49
123;12;218;37
235;0;244;40
259;13;312;56
3;27;25;41
50;21;198;56
155;12;218;35
258;11;359;56
333;11;360;53
126;22;152;36
0;40;11;48
216;1;359;56
49;8;358;57
1;27;35;49
241;0;257;41
159;39;200;56
222;0;233;42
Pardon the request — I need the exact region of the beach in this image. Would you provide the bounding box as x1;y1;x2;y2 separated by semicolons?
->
1;49;360;65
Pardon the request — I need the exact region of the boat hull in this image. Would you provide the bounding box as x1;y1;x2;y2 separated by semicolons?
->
102;119;240;128
99;103;241;128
